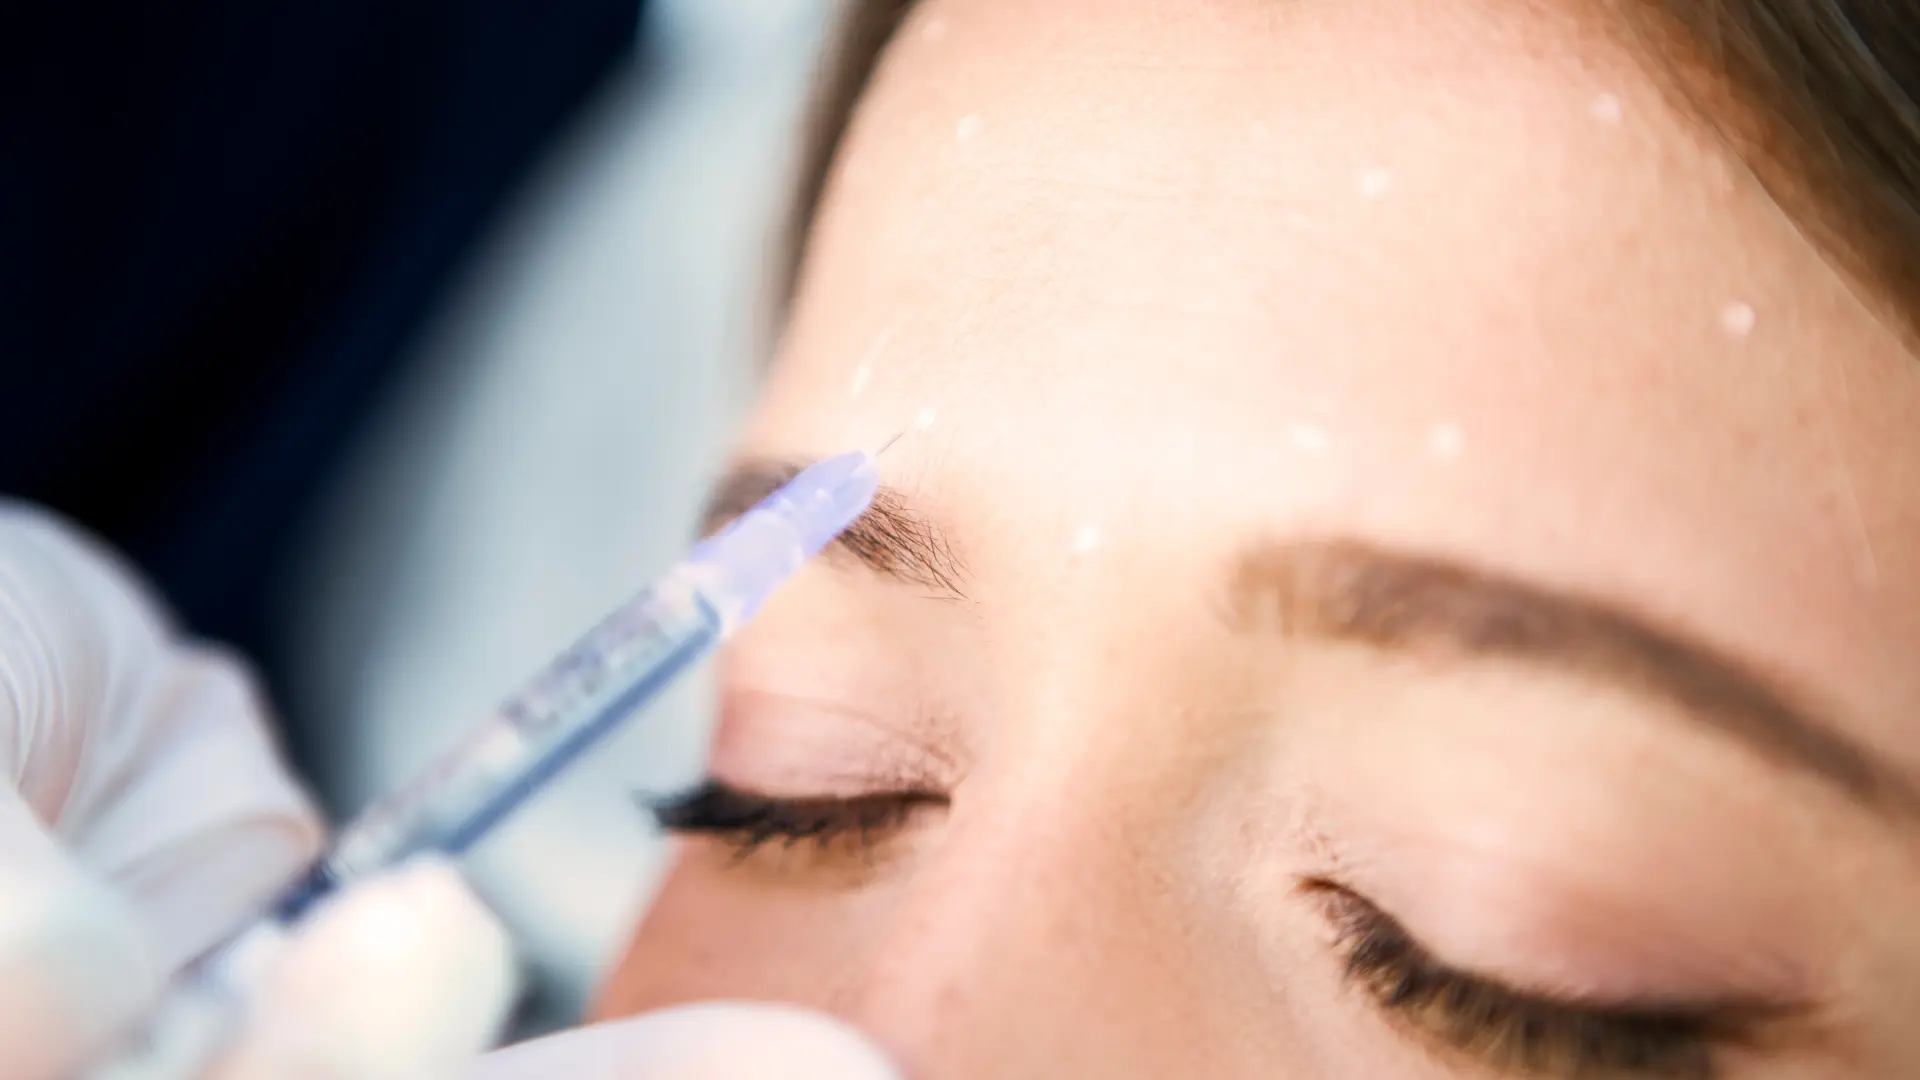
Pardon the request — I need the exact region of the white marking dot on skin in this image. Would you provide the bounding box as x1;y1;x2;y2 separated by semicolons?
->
1720;301;1757;337
1358;166;1392;199
956;114;982;144
1289;424;1329;455
1590;93;1623;125
851;327;892;398
1428;422;1464;459
922;15;948;41
1072;523;1102;555
913;407;938;432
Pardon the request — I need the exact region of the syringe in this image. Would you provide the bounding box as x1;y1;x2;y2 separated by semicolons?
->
84;450;883;1080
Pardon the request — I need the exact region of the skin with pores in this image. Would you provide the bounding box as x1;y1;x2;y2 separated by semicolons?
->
598;1;1920;1076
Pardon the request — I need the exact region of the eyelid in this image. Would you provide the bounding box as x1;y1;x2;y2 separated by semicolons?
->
1302;878;1797;1077
713;684;966;795
1305;877;1795;1018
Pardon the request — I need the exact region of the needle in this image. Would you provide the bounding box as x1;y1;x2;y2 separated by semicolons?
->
873;428;910;457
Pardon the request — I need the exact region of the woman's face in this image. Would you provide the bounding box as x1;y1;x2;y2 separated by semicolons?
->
599;0;1920;1075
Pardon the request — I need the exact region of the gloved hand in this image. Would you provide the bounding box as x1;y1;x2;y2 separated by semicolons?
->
0;502;518;1080
0;501;900;1080
469;1002;902;1080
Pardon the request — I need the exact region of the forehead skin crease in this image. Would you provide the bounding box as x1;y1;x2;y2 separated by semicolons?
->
760;0;1920;764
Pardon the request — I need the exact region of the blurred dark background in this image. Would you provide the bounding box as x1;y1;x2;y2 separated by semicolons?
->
0;0;645;711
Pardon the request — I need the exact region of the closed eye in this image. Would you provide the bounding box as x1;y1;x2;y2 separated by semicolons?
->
1305;880;1798;1079
648;779;945;862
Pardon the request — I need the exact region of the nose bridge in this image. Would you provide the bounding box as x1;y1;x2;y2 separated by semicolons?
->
839;763;1236;1078
843;796;1124;1071
832;588;1284;1076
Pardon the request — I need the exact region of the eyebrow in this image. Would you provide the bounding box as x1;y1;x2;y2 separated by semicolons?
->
702;459;966;597
1230;537;1915;816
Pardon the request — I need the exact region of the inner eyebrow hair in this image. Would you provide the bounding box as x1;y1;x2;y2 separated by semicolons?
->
701;458;967;598
1229;537;1917;818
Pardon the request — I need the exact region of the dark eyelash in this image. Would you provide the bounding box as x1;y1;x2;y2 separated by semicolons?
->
1307;880;1778;1080
647;780;939;858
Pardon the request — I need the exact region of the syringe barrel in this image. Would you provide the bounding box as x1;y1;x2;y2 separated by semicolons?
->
287;452;879;904
319;575;722;891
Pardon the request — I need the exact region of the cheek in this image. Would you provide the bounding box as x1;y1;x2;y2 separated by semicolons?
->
593;849;908;1020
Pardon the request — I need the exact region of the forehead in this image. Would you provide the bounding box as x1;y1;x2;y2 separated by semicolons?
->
758;0;1920;742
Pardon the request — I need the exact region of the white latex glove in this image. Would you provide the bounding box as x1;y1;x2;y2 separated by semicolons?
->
0;503;516;1079
470;1002;901;1080
193;856;516;1080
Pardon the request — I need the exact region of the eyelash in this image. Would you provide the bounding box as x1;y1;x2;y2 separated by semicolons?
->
653;784;1766;1079
1308;880;1765;1080
649;780;939;860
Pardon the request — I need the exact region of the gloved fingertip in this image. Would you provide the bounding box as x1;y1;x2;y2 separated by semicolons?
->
215;856;518;1080
130;817;325;974
470;1001;902;1080
0;860;159;1080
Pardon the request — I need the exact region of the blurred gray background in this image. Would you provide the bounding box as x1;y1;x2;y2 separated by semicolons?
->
284;0;839;1032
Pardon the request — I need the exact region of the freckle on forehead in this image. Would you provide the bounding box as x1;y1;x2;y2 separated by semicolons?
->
1720;301;1757;337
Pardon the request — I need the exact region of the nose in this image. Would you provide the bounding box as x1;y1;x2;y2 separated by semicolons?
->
835;772;1283;1079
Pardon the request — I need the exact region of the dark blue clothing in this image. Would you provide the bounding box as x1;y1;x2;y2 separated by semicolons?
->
0;1;644;747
